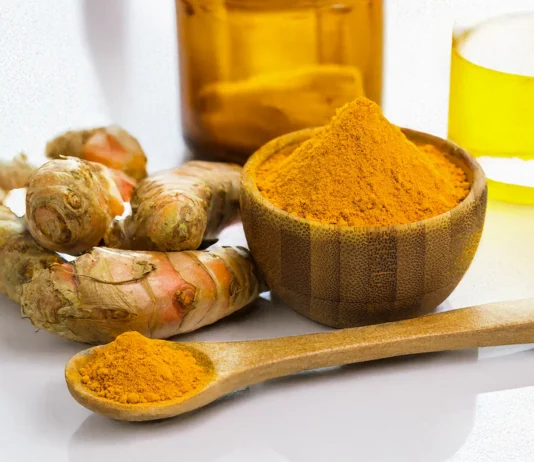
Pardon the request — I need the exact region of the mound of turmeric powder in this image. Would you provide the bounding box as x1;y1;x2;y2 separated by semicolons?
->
79;332;213;404
257;97;470;227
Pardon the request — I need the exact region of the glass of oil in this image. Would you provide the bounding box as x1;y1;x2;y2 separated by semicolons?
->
177;0;383;163
448;12;534;204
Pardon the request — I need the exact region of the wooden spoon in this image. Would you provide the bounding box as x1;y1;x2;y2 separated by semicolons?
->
66;298;534;421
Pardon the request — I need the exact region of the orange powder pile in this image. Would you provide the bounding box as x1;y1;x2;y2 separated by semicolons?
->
79;332;212;404
257;97;470;227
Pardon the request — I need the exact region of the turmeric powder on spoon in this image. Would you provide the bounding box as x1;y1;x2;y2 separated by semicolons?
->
77;332;213;405
257;97;470;227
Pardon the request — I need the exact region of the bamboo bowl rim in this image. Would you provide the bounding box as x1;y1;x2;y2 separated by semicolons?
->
242;127;487;233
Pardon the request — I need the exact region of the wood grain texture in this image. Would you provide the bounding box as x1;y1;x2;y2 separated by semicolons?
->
241;128;488;327
66;298;534;421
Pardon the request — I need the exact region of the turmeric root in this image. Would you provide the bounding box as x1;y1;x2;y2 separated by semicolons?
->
0;205;263;344
0;205;25;249
0;154;35;192
106;161;242;251
21;245;261;344
0;206;63;303
46;125;148;181
107;168;137;203
26;158;134;255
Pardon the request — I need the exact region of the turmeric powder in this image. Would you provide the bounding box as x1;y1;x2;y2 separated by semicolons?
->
257;97;470;227
79;332;213;404
199;65;365;154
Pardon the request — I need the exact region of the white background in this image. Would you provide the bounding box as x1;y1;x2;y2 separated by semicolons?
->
1;0;534;461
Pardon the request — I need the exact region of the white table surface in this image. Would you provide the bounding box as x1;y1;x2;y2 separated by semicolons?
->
1;1;534;461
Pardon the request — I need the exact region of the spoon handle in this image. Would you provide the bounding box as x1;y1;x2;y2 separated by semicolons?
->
236;299;534;382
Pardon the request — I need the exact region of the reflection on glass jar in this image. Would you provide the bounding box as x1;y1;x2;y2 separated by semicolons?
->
177;0;383;163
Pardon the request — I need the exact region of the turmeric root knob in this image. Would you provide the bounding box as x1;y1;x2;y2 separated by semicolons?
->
0;206;63;303
26;158;127;255
46;125;148;181
0;154;35;192
106;161;242;251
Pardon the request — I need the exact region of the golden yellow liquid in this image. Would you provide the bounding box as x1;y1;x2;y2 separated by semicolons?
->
177;0;383;163
448;14;534;204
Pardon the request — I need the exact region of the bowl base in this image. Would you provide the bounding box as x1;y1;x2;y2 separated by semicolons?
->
272;283;459;328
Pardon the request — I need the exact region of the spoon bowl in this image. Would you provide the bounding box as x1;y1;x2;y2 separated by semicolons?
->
66;298;534;421
66;341;230;421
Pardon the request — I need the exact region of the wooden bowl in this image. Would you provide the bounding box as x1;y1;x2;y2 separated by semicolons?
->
241;128;488;328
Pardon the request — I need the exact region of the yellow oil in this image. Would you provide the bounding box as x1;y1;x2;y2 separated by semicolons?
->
448;13;534;204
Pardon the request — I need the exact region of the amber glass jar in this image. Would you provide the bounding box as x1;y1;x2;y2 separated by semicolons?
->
177;0;383;163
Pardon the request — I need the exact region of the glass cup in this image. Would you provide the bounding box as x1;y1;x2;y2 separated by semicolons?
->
448;12;534;204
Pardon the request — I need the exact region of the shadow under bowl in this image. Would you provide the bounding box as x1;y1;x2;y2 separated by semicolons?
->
240;128;488;328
